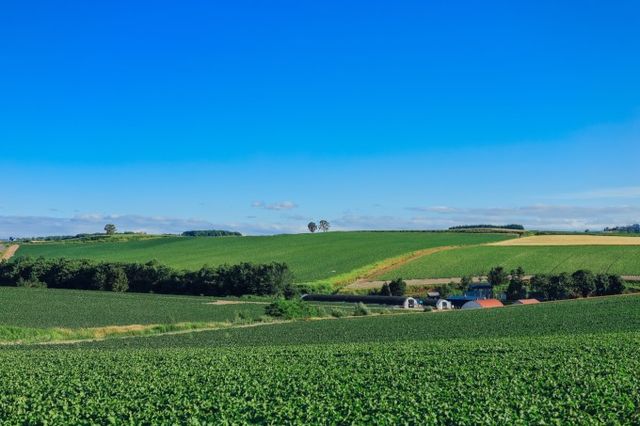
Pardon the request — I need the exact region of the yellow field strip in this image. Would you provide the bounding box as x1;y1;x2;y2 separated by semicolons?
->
490;235;640;246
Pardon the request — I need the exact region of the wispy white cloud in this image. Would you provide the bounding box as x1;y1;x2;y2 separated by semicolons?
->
404;204;640;230
0;214;306;239
251;201;298;211
552;186;640;200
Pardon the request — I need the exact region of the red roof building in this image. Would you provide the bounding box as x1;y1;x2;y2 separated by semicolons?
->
461;298;504;309
514;299;540;305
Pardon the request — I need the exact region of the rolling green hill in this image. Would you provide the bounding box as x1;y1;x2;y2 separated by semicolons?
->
16;232;513;283
379;244;640;279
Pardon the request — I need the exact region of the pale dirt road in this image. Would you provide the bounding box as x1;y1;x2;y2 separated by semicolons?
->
0;245;18;261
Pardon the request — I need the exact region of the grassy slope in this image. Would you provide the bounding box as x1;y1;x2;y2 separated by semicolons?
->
16;232;513;283
379;244;640;279
0;287;266;328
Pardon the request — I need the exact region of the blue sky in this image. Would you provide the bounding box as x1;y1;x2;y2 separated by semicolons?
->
1;0;639;237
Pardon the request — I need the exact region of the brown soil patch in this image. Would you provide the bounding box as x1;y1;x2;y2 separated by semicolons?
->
490;235;640;246
0;245;19;261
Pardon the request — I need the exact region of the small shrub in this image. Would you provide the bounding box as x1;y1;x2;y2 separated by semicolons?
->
353;302;370;316
330;308;346;318
423;306;433;312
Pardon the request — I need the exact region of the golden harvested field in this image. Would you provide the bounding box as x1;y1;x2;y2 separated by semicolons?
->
490;235;640;246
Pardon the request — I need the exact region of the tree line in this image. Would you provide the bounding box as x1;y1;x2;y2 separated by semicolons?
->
182;230;242;237
449;224;525;230
604;224;640;233
0;257;294;297
444;266;625;301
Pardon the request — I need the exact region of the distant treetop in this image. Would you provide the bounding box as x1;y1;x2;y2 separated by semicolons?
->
604;224;640;234
182;230;242;237
449;224;525;230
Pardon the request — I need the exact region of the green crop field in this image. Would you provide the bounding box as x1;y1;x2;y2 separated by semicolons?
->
15;232;513;283
379;244;640;279
1;295;639;423
0;287;266;328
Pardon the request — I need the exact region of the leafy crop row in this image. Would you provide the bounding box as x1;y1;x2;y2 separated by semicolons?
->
0;287;266;328
1;333;638;424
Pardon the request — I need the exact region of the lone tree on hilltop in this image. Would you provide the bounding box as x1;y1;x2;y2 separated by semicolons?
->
104;224;117;235
318;220;330;232
307;222;318;233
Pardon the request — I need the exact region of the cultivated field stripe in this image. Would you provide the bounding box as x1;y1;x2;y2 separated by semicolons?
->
491;235;640;246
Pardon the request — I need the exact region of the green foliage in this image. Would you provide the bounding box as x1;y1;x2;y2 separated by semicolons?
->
264;299;325;319
181;230;241;237
371;278;405;296
459;275;474;291
318;220;330;232
571;270;596;297
0;257;292;297
353;302;370;316
17;232;514;283
505;267;527;300
487;266;508;287
449;224;525;230
381;244;640;279
388;278;406;296
104;224;117;235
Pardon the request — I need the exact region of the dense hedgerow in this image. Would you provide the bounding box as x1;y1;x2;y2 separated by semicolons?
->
181;230;242;237
0;257;293;297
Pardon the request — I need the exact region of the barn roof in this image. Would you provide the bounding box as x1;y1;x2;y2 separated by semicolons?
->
515;299;540;305
473;299;504;308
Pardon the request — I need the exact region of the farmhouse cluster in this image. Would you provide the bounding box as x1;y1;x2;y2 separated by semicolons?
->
303;283;540;311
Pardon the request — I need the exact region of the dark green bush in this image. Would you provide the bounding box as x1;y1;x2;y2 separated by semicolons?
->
264;299;326;319
0;257;292;297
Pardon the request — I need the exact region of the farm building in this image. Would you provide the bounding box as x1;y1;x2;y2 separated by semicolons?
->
513;299;540;305
461;299;504;310
446;283;495;308
436;299;453;310
422;298;453;310
301;294;418;309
